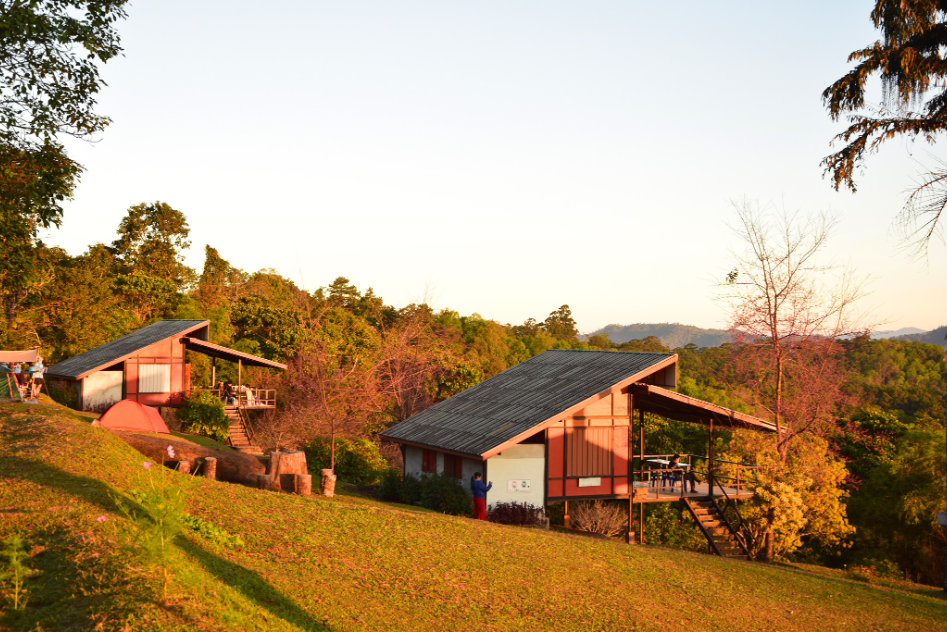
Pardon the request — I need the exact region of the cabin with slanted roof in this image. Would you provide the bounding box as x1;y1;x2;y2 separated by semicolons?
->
381;349;777;557
46;319;286;454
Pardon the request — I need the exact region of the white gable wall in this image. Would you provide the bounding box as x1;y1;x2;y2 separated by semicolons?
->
485;443;545;509
82;370;123;413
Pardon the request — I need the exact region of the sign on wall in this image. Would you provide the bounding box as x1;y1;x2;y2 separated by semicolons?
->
507;479;531;493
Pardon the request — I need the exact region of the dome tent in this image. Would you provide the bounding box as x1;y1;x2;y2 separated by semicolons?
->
98;400;170;433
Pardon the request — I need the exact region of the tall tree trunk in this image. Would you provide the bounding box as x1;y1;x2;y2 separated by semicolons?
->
330;430;336;471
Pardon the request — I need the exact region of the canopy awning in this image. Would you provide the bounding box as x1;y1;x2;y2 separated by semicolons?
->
0;348;40;364
182;337;287;370
629;383;778;433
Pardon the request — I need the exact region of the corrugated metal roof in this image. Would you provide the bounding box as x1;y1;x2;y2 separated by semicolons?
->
46;320;209;380
381;349;674;457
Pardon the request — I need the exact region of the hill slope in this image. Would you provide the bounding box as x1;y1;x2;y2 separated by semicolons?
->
588;323;731;348
1;400;946;631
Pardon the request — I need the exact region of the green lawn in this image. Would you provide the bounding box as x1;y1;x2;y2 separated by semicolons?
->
1;399;945;631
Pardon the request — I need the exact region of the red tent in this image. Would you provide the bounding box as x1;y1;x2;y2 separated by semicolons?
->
98;400;170;433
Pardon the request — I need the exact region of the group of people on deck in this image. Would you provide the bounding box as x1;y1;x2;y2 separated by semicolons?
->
0;358;45;399
217;381;261;406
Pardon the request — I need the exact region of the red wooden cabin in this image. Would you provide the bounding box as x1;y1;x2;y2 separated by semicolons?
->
382;349;777;554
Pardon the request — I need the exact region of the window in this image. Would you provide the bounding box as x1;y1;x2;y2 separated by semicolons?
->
139;364;171;393
421;448;436;473
566;427;613;477
444;454;463;478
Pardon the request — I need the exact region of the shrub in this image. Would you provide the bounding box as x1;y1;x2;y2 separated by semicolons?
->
377;468;405;502
489;501;544;526
373;470;472;516
177;390;228;441
420;472;473;516
571;500;628;537
304;437;388;485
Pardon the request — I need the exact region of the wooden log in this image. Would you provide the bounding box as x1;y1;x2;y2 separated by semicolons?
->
297;474;312;496
321;468;337;497
203;457;217;480
257;474;280;491
110;430;266;485
176;459;191;474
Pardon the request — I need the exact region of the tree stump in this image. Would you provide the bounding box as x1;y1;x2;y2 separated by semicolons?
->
268;450;308;493
321;468;337;497
297;474;312;496
257;474;279;492
203;457;217;480
176;459;191;474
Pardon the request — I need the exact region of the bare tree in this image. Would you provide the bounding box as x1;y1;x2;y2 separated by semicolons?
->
279;335;382;470
378;304;470;423
721;200;871;455
719;200;873;561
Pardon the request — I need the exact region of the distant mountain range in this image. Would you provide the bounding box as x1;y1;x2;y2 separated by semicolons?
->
586;322;945;349
585;323;731;349
870;327;927;339
893;325;947;348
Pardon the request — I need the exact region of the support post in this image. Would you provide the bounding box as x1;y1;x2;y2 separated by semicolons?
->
237;359;242;399
639;501;644;544
708;417;715;499
211;357;216;387
564;500;570;529
639;408;645;544
627;498;634;544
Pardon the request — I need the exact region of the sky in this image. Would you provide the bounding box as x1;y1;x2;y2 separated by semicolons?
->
49;1;947;334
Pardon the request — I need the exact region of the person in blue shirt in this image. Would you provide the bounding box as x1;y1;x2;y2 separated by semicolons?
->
470;472;492;520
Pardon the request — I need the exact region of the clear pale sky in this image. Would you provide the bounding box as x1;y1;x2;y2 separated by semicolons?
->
49;1;947;333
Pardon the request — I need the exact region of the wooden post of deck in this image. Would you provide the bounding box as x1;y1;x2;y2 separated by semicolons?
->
639;408;645;544
237;359;242;395
708;417;715;499
211;357;216;387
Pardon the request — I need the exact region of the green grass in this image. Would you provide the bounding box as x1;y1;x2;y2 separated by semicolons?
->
1;399;946;631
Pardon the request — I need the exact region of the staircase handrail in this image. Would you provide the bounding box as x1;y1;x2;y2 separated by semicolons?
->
709;472;752;556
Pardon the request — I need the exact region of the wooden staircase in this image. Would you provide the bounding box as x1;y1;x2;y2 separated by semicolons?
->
225;406;262;455
682;497;751;560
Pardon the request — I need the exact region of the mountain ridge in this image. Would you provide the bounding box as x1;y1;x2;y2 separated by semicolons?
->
585;322;731;349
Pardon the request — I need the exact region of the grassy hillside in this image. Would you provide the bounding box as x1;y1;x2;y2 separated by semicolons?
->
588;323;730;348
1;400;946;631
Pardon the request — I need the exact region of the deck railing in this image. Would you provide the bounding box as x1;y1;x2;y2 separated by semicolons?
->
631;454;760;500
195;387;277;409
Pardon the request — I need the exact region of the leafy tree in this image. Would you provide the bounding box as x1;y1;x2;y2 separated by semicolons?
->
543;304;579;341
586;333;612;349
616;335;669;353
0;143;80;330
848;425;946;584
0;0;127;149
110;202;194;323
0;1;127;333
196;245;246;313
823;1;947;253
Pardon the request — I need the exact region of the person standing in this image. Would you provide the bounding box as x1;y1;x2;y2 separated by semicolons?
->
470;472;492;520
29;359;45;399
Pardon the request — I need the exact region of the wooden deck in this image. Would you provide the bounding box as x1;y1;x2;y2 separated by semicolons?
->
631;481;753;503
